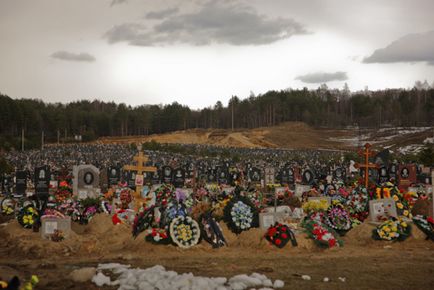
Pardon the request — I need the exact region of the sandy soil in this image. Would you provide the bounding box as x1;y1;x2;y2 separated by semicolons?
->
1;214;433;290
96;122;432;151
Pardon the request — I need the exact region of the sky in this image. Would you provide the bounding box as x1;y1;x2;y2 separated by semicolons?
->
0;0;433;109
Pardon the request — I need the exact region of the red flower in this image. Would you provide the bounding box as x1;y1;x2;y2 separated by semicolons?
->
427;217;434;225
275;239;282;246
268;227;277;237
328;238;336;248
281;233;288;239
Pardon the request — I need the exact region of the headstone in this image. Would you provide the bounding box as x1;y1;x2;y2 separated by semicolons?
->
173;167;185;188
41;216;71;240
108;166;121;186
398;164;417;190
73;165;100;199
389;163;398;181
264;167;275;185
378;166;389;184
295;184;311;197
302;169;315;185
207;168;217;183
35;165;50;199
333;167;345;181
151;170;161;185
99;169;109;191
248;167;261;184
127;171;137;189
15;170;27;196
162;166;173;184
369;198;397;223
259;212;287;229
217;167;228;184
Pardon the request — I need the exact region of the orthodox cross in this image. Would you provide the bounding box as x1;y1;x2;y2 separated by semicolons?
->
355;143;379;188
123;147;157;198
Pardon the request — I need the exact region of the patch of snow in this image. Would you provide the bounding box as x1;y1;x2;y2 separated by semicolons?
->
93;263;285;290
423;137;434;144
301;275;311;281
397;144;424;155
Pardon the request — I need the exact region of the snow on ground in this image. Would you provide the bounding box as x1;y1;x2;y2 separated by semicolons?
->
329;127;433;147
423;137;434;144
397;144;425;155
92;263;285;290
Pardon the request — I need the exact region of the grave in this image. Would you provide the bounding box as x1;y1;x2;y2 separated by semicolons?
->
73;165;100;199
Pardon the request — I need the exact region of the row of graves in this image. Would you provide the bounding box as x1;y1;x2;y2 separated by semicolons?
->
1;144;433;253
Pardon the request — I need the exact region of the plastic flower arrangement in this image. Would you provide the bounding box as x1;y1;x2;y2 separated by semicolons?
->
302;199;329;215
412;215;434;241
170;216;200;249
200;212;227;248
145;227;169;243
81;205;98;224
325;204;352;235
372;218;411;241
155;184;177;208
264;223;297;248
345;186;369;223
1;275;39;290
391;187;416;219
223;196;258;234
1;199;15;216
53;180;72;203
17;205;39;229
303;219;343;248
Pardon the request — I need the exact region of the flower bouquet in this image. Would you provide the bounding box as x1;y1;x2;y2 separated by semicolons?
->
0;198;15;216
303;219;343;248
170;216;200;249
155;184;177;208
345;186;369;221
200;212;227;248
17;205;39;229
145;227;170;244
264;223;297;248
325;204;352;236
372;218;411;241
392;187;417;219
412;215;434;241
223;196;258;234
302;199;329;215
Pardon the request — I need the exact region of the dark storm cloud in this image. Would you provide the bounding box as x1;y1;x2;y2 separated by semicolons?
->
295;71;348;83
50;51;96;62
105;1;307;46
145;7;179;20
363;30;434;65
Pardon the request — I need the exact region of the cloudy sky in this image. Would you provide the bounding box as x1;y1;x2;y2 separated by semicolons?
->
1;0;433;109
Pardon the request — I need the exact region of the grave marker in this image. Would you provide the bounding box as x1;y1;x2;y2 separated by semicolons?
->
369;198;397;223
73;164;100;199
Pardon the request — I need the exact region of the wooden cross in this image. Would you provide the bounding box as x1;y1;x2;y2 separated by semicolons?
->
123;149;157;207
355;143;379;188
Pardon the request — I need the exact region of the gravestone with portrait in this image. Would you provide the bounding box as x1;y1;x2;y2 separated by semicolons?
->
248;167;262;184
207;168;217;183
217;167;228;184
369;198;397;223
173;167;185;188
162;166;173;184
151;170;161;185
398;164;417;190
378;166;389;184
35;165;50;199
73;165;100;199
302;169;315;185
333;167;345;182
108;166;121;186
15;170;27;196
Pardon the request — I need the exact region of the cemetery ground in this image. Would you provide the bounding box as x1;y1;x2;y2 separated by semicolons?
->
1;214;433;290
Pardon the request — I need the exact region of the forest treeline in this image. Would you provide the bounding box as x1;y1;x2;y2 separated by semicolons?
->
0;86;433;150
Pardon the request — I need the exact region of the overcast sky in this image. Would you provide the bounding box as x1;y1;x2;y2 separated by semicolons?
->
1;0;433;109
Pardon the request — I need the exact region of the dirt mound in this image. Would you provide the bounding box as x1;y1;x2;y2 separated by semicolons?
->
343;222;377;246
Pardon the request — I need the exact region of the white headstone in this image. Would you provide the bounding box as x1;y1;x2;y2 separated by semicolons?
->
369;198;398;224
73;165;100;199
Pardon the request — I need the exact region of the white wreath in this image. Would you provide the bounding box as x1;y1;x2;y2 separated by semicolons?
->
170;216;200;249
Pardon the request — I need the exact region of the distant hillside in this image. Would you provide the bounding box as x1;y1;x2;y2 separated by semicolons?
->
98;122;434;153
